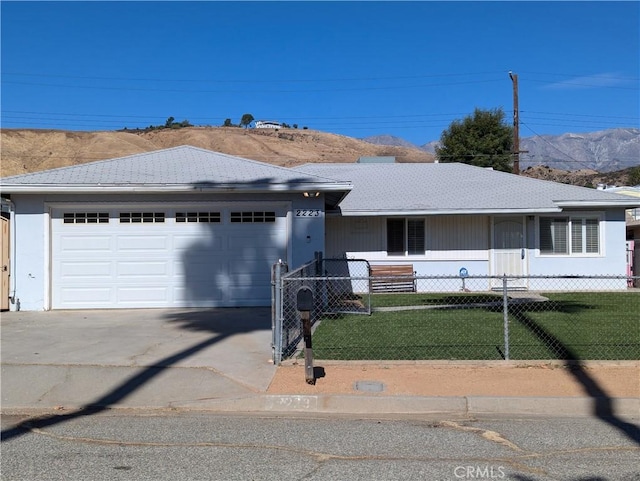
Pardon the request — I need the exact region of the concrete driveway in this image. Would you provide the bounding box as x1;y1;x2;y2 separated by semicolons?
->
0;308;277;411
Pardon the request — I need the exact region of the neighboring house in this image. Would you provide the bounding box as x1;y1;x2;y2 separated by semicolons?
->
600;185;640;285
254;120;282;129
0;146;351;311
294;163;640;291
2;146;638;311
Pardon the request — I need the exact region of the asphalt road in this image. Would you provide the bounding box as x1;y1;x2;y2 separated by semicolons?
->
1;411;638;481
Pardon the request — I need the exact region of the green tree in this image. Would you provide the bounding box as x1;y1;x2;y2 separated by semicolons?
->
240;113;255;128
222;118;233;127
165;116;175;128
436;108;513;172
628;166;640;186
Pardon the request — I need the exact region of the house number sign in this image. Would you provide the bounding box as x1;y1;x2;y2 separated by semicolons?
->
295;209;322;217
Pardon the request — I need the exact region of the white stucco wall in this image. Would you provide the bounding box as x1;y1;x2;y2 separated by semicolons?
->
9;195;48;310
528;209;627;275
528;209;629;290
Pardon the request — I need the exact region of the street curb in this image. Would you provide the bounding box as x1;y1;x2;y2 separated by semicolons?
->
139;394;640;418
2;395;638;418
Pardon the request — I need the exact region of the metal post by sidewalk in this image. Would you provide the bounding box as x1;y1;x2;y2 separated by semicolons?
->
272;261;285;365
502;275;510;361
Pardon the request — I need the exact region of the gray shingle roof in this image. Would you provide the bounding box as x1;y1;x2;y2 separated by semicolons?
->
0;146;351;194
294;163;640;214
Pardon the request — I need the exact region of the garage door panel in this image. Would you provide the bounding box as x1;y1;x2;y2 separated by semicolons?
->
59;261;113;279
232;288;271;302
117;235;169;252
173;232;224;249
58;287;114;305
117;286;170;303
174;285;225;303
52;205;288;309
59;235;112;253
116;260;170;278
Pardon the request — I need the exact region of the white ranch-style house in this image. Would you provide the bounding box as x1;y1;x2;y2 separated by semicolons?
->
296;162;640;291
1;146;638;311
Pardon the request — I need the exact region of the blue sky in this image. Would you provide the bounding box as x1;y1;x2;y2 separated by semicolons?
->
1;1;638;146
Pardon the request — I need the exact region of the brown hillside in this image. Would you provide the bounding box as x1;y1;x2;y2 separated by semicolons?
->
520;165;635;189
0;127;434;177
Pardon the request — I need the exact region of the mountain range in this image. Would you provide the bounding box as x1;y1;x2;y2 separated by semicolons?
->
363;128;640;173
1;126;638;188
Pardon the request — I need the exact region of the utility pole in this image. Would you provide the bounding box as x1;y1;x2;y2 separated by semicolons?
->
509;71;520;175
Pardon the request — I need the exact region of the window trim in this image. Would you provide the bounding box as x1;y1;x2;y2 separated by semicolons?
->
386;217;425;256
119;212;166;224
538;214;602;257
230;211;276;223
175;212;221;223
62;212;109;224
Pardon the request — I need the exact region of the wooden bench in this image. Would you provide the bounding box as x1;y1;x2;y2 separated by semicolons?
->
369;264;416;293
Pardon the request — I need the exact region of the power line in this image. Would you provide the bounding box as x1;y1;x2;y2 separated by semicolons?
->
3;109;636;128
5;69;638;84
522;110;639;121
1;78;504;94
1;70;504;84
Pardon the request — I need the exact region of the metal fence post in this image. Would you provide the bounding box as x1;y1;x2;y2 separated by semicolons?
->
272;261;284;365
502;275;510;361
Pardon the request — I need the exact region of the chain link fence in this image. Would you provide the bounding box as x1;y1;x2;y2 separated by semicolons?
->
272;258;639;364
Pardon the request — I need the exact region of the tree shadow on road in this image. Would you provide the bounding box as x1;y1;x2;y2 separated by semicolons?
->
511;308;640;445
1;308;271;442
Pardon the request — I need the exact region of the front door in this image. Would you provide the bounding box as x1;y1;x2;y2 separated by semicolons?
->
0;216;9;310
492;216;527;289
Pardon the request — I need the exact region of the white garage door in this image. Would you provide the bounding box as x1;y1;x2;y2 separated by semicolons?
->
51;203;288;309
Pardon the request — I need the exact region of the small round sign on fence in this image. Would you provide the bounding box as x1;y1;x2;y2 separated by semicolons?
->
459;267;470;292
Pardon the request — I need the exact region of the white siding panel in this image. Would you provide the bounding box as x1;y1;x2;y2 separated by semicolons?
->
325;217;384;257
428;216;489;252
326;215;489;262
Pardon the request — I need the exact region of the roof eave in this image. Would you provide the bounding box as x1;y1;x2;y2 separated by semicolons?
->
0;182;353;195
328;208;564;217
555;200;640;208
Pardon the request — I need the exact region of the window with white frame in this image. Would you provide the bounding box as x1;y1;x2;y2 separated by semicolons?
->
539;216;600;255
387;218;425;255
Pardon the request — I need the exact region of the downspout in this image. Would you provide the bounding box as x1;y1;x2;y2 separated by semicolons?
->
6;198;19;310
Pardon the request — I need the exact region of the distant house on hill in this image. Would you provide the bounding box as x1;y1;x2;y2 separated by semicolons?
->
254;120;282;129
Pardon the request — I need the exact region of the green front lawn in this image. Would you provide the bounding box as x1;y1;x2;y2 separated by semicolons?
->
310;292;639;360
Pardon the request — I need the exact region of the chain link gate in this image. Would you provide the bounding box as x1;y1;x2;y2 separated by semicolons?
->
272;258;639;364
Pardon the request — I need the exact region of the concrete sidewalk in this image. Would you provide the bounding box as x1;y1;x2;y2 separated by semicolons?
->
1;309;638;418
